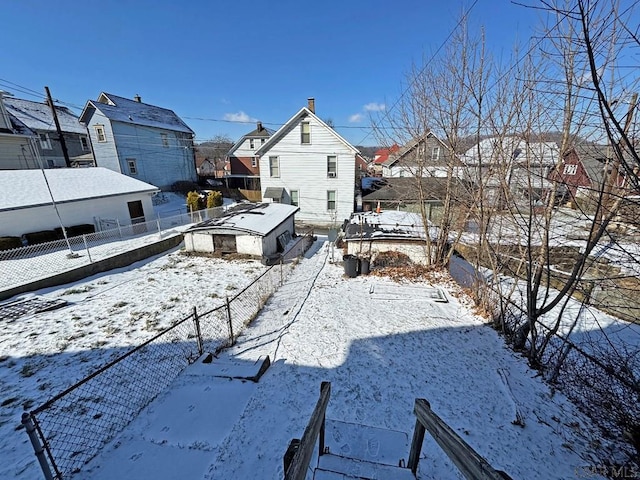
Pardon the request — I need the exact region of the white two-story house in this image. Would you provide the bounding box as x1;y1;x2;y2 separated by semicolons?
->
255;99;360;226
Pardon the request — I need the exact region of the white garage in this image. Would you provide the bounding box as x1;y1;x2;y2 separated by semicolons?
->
0;168;158;238
184;203;299;260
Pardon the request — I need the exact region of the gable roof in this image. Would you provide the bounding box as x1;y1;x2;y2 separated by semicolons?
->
382;132;454;168
254;107;360;157
4;97;87;134
0;167;158;212
373;145;399;165
186;202;298;236
461;136;559;166
79;93;193;134
227;122;276;156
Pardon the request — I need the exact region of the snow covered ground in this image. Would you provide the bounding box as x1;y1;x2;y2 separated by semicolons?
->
1;236;616;479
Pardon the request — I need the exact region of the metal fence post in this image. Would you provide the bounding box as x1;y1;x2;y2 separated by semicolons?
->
193;306;203;357
280;258;284;286
157;218;162;239
116;219;123;239
82;234;92;263
225;297;234;345
22;412;55;480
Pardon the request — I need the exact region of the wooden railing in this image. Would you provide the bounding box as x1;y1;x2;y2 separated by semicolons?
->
283;382;331;480
408;399;512;480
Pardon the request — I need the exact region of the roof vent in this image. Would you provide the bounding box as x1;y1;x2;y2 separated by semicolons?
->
134;94;142;103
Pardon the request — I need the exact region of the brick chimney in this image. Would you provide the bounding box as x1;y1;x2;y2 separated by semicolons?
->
257;121;263;131
308;97;315;113
134;94;142;103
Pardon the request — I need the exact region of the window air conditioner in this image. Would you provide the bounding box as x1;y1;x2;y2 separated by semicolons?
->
328;172;336;178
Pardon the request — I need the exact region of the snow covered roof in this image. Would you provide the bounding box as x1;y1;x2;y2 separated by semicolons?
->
79;93;193;134
254;107;359;157
0;167;159;211
4;97;87;134
187;202;298;236
461;137;559;166
227;122;275;156
343;210;428;241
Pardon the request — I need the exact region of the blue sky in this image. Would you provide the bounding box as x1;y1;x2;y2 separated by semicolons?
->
2;0;537;146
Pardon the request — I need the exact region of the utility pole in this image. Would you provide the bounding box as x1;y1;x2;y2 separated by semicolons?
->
44;86;71;168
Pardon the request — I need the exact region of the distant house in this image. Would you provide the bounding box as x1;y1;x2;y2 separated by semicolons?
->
227;122;274;177
551;143;621;199
460;137;559;205
342;210;433;265
184;202;298;259
79;93;196;189
0;167;159;238
361;177;472;226
4;96;94;168
369;145;399;176
0;91;39;169
381;133;460;178
255;98;361;226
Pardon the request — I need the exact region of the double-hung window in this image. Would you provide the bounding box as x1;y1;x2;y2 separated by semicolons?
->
161;133;169;147
127;158;138;175
269;156;280;177
563;164;578;175
301;122;310;144
291;190;299;207
431;147;440;160
327;156;337;177
39;133;52;150
327;190;336;211
95;125;106;142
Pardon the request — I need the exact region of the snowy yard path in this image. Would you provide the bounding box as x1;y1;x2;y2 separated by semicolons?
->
83;241;604;479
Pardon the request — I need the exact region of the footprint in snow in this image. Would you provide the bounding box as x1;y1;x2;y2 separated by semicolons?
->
130;452;143;461
367;437;380;457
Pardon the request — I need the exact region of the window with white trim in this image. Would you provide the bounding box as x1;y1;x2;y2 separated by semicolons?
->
127;158;138;175
269;156;279;177
80;136;90;151
327;156;337;177
250;139;255;149
301;122;310;144
39;133;52;150
161;133;169;148
563;164;578;175
327;190;336;211
291;190;299;206
251;156;257;168
95;125;106;142
431;147;440;160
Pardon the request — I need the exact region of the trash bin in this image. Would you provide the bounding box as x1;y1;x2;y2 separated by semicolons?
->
343;254;359;278
360;257;370;275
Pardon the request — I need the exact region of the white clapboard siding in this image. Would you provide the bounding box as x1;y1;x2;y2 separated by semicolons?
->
259;113;356;225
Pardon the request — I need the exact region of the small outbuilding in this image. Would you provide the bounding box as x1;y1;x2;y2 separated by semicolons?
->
184;202;299;260
342;210;435;266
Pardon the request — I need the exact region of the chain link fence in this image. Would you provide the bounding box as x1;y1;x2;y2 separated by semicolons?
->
22;234;315;480
0;207;225;293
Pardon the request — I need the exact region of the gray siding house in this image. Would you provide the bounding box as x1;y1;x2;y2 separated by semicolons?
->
79;93;197;189
3;96;94;168
0;92;39;169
